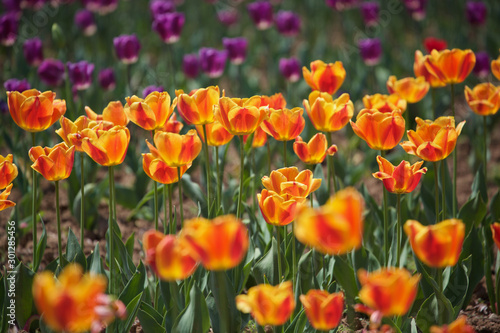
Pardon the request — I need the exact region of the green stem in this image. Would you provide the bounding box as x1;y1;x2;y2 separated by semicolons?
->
55;181;63;265
154;181;159;231
108;166;115;295
169;281;181;321
237;136;244;219
276;226;283;282
292;224;297;292
484;116;488;182
177;167;184;227
436;267;443;324
126;64;132;95
434;162;440;223
451;83;457;217
214;271;231;333
80;152;85;249
251;147;257;213
396;193;401;268
163;184;168;234
322;255;326;289
483;228;496;313
283;140;287;167
327;132;338;193
441;160;446;220
495;249;500;314
215;146;221;212
202;124;211;217
169;184;174;234
431;87;436;120
32;132;37;268
267;140;272;174
381;150;389;266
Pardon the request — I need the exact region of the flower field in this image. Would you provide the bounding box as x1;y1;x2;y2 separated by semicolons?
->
2;0;500;332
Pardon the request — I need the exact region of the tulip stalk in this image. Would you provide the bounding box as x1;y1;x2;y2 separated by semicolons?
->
215;146;222;212
431;87;436;119
237;136;244;219
434;162;440;223
441;161;446;219
381;150;389;266
177;167;184;226
483;116;488;181
326;132;338;193
276;226;283;282
80;152;85;248
202;124;212;217
31;132;37;268
55;181;63;266
108;166;116;296
450;83;457;217
154;182;159;231
169;184;174;234
396;193;402;268
436;267;443;324
163;185;168;234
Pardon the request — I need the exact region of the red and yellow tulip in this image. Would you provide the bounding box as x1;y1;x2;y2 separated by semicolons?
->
464;83;500;116
372;156;427;194
149;129;202;168
300;290;344;330
195;120;234;146
293;133;337;165
0;154;18;189
430;316;476;333
386;75;430;103
362;93;407;114
261;107;305;141
414;50;446;88
303;92;354;132
56;116;109;152
491;223;500;250
85;101;129;127
424;49;476;85
29;143;75;181
492;56;500;81
0;184;15;212
257;189;302;226
243;125;268;148
177;86;220;125
142;149;190;184
161;113;184;133
214;97;269;136
303;60;346;95
262;167;321;200
82;125;130;166
124;91;176;131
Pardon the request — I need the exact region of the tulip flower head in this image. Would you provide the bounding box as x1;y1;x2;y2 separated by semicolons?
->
183;53;200;78
358;38;382;66
386;75;429;104
466;1;487;26
360;1;380;27
262;167;321;200
0;13;18;46
259;93;287;109
67;61;95;91
243;125;268;148
490;222;500;251
372;156;427;194
38;58;66;86
4;78;30;92
82;125;130;167
150;129;202;168
215;96;269;136
177;86;219;125
56;116;107;152
142;145;190;185
218;8;239;26
83;0;119;15
152;12;185;44
142;85;164;98
293;134;337;165
465;82;500;116
258;189;302;226
491;55;500;81
85;101;129;127
199;47;228;78
0;154;18;189
326;0;359;11
0;184;15;212
7;89;66;132
350;109;405;151
403;0;427;20
125;91;175;131
295;187;364;255
98;68;116;91
195;120;233;147
275;10;301;36
473;51;490;79
362;93;407;114
29;142;75;181
303;92;354;132
261;107;305;141
161;113;184;133
424;49;476;85
303;60;346;94
23;37;43;66
236;281;295;326
404;219;465;268
279;57;301;82
300;290;344;330
247;1;274;30
424;37;447;53
113;34;141;64
430;316;476;333
222;37;248;65
75;9;97;36
400;116;465;162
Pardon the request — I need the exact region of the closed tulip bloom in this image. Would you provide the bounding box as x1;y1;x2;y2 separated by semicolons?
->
67;61;94;91
125;91;175;131
23;37;43;66
275;10;301;36
424;49;476;85
491;56;500;81
215;97;269;136
403;0;427;21
372;156;427;194
75;9;97;36
0;154;18;189
262;167;321;199
360;1;379;27
351;109;405;151
151;129;202;167
98;68;116;91
465;83;500;116
142;231;198;281
142;85;164;98
358;268;420;317
56;116;105;152
295;187;364;255
37;59;65;86
414;50;446;88
199;48;228;78
424;37;447;53
258;189;302;226
236;281;295;326
279;57;301;82
86;102;128;127
243;125;268;148
149;0;175;20
142;152;189;185
303;92;354;132
153;12;185;44
183;53;200;78
82;125;130;166
7;89;66;132
195;121;233;146
466;1;487;26
300;290;344;330
259;93;287;109
491;223;500;251
386;75;430;103
0;13;18;46
362;93;407;113
181;215;249;270
472;51;490;79
293;134;337;165
430;316;476;333
261;107;305;141
401;117;465;162
358;38;382;66
0;184;15;212
222;37;248;65
303;60;346;95
161;113;183;133
404;219;465;267
177;86;219;125
29;143;75;181
218;8;239;26
113;34;141;64
4;78;30;92
247;1;274;30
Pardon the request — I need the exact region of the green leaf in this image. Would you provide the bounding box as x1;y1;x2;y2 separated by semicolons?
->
33;218;47;272
119;262;146;306
87;243;104;275
490;190;500;221
14;263;35;328
65;228;86;268
313;163;328;205
471;167;488;201
181;174;207;216
252;237;288;285
72;182;105;229
458;193;487;234
137;302;165;333
116;292;143;333
125;232;135;258
415;293;454;333
444;256;471;315
114;184;140;209
332;255;358;300
209;271;241;333
171;283;210;333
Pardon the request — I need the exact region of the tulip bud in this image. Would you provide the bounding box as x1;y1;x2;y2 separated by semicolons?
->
23;38;43;66
75;9;97;36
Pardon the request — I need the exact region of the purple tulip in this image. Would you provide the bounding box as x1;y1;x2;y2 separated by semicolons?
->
326;0;358;11
82;0;118;15
199;48;227;78
360;1;379;26
150;0;176;21
38;59;65;86
23;38;43;67
183;53;200;79
466;1;487;26
403;0;427;21
358;38;382;66
75;9;97;36
153;12;185;44
275;11;301;37
222;37;248;65
98;68;116;91
473;51;490;79
113;34;141;64
247;1;274;30
67;61;94;91
4;79;31;92
20;0;47;9
217;9;239;26
3;0;21;14
0;13;18;46
142;85;164;98
279;57;301;82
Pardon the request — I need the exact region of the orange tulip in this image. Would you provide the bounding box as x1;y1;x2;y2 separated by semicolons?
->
82;125;130;166
260;93;287;109
400;117;465;162
464;83;500;116
0;154;18;189
150;129;202;168
0;184;15;211
300;290;344;330
257;189;302;226
142;152;190;185
386;75;430;103
303;60;346;94
85;101;129;127
424;49;476;85
177;86;220;125
350;109;405;151
295;187;364;255
430;316;476;333
236;281;295;326
404;219;465;268
372;156;427;194
124;91;176;131
293;134;338;165
414;50;446;88
303;91;354;132
195;120;234;146
29;143;75;181
161;113;184;133
261;107;305;141
7;89;66;132
357;268;420;317
362;93;407;114
491;223;500;250
56;116;111;152
262;167;321;200
491;56;500;81
181;215;249;270
142;231;198;281
33;264;124;333
214;97;269;136
243;125;268;148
